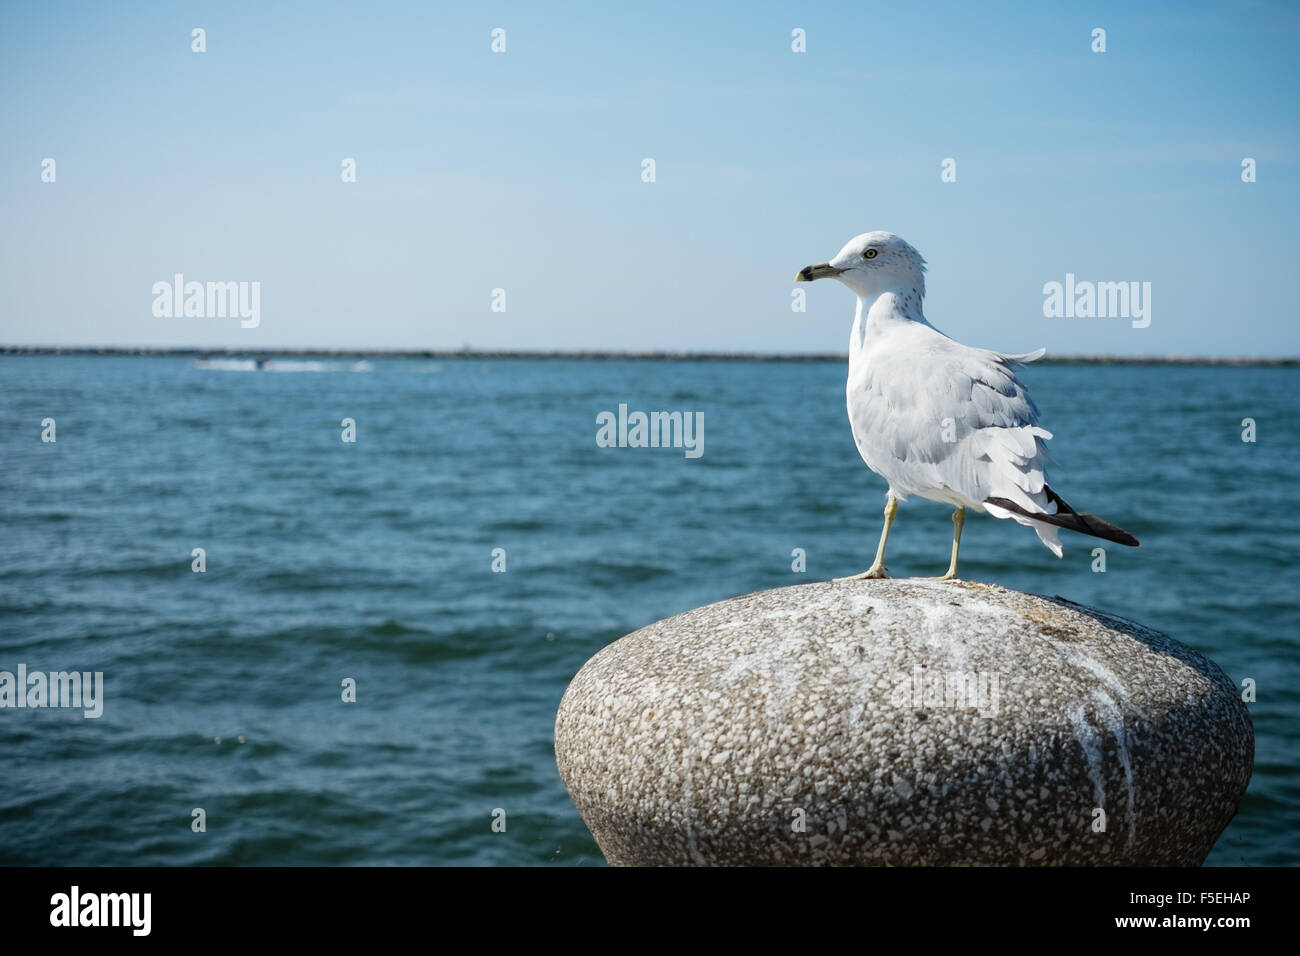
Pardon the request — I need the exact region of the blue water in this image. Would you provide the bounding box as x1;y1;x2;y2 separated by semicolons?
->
1;356;1296;865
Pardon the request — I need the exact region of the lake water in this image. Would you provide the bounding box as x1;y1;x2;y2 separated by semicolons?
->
1;356;1296;865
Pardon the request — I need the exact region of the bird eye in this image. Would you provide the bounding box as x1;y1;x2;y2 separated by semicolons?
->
863;249;878;259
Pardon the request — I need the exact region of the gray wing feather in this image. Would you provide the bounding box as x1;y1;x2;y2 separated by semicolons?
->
847;336;1054;515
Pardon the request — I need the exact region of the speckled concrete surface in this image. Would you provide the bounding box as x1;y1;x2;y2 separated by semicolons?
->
554;579;1253;866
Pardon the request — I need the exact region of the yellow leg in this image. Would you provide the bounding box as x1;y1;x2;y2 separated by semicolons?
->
836;496;898;581
935;507;965;581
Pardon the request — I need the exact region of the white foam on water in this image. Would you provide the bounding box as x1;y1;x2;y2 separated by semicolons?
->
192;359;257;371
194;358;371;373
262;360;329;372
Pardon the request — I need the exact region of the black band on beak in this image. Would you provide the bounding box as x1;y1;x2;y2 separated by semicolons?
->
795;262;844;282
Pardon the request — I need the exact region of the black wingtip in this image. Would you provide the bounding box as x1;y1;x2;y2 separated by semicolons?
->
985;495;1140;548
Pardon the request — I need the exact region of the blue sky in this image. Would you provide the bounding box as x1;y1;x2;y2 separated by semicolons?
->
1;0;1296;355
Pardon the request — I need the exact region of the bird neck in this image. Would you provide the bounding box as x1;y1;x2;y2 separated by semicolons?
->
850;290;928;352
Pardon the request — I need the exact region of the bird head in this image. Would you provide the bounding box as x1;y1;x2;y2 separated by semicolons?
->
796;231;927;302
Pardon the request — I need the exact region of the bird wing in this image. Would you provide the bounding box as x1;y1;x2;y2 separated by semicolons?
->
847;328;1054;515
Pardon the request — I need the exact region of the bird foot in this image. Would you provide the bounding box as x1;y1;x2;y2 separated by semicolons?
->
927;571;961;582
835;566;888;582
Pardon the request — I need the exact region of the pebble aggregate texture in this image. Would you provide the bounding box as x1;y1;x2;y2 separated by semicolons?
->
555;579;1253;866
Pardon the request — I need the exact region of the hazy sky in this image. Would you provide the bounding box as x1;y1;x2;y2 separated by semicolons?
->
2;0;1297;355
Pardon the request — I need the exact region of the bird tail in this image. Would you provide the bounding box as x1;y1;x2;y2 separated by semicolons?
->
985;485;1139;548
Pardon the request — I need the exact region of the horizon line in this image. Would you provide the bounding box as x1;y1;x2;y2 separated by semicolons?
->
1;345;1297;367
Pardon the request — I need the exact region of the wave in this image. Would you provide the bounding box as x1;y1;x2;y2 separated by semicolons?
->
191;359;374;373
193;359;258;371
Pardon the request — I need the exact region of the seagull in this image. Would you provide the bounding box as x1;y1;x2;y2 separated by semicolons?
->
796;231;1138;581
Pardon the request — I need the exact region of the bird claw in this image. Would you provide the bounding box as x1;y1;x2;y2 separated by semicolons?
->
835;566;888;582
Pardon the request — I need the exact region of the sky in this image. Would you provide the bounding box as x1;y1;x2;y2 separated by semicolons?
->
1;0;1297;356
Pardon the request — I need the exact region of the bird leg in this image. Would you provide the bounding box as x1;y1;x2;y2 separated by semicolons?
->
933;507;966;581
836;495;897;581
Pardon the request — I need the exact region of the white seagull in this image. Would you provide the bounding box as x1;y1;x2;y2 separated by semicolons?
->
796;231;1138;581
